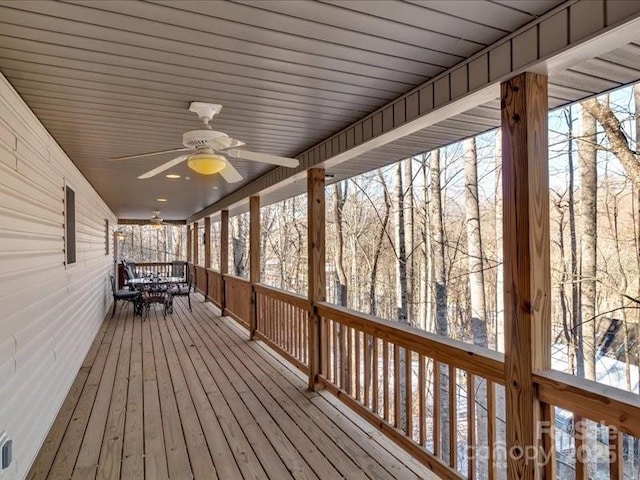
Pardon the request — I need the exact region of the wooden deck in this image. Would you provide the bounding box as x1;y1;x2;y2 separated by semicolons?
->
27;293;439;480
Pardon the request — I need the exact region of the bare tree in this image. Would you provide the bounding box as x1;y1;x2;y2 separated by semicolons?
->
333;183;349;307
394;162;410;431
403;158;415;324
564;107;581;376
464;137;488;476
583;97;640;189
370;170;391;316
430;148;450;460
579;103;598;381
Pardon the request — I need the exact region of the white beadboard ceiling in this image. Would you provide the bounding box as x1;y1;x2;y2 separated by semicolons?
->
0;0;566;219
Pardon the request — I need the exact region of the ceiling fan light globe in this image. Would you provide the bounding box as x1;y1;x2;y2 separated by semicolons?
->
187;153;226;175
151;223;163;230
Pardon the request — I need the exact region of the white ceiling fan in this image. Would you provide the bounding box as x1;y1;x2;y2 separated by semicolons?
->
149;211;164;229
109;102;300;183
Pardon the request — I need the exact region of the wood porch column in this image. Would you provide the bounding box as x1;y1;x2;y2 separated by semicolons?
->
220;210;229;314
204;216;211;268
249;196;261;339
501;72;554;480
186;225;192;264
307;168;326;391
193;221;199;266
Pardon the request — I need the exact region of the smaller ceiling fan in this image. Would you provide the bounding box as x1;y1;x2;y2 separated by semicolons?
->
109;102;300;183
149;211;164;229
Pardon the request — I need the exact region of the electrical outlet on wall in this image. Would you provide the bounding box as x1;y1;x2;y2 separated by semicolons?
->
0;432;11;476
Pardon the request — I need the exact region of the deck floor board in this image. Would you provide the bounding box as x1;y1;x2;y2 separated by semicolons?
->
28;294;439;480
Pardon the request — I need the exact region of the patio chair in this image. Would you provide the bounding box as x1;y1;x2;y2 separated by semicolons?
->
171;260;187;280
122;260;138;288
110;275;140;318
169;271;192;311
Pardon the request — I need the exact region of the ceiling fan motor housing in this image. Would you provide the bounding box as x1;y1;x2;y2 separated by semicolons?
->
183;129;229;150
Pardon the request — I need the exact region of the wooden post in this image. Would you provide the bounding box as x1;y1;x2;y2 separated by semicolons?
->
307;168;326;390
249;196;261;339
204;216;211;269
220;210;229;314
501;72;554;480
193;221;199;266
186;225;192;264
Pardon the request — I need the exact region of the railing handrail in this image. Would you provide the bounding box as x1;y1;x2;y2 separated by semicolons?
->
133;261;181;266
316;301;505;385
254;283;309;310
534;369;640;438
222;273;251;283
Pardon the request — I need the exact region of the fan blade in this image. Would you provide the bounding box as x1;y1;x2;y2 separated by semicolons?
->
225;149;299;168
209;136;245;151
138;155;188;179
109;147;190;161
219;159;243;183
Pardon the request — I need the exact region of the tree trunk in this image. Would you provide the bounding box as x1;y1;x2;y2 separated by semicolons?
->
370;170;391;316
232;215;246;278
421;154;432;331
394;163;409;432
430;149;450;461
464;137;488;477
333;184;349;307
579;103;598;382
566;107;582;377
464;137;488;347
582;97;640;190
395;162;409;326
403;158;415;324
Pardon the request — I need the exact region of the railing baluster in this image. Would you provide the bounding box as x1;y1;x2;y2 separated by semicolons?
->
393;345;400;428
288;302;292;353
383;340;389;422
419;354;425;446
449;365;457;469
347;327;355;395
355;330;361;402
301;307;305;364
301;308;305;364
299;304;302;362
610;425;623;480
286;302;291;353
405;348;412;438
332;322;340;385
289;303;294;355
372;337;379;415
487;380;495;480
574;414;587;480
278;300;283;347
364;333;371;408
467;372;476;480
433;360;441;458
256;293;261;332
340;324;348;391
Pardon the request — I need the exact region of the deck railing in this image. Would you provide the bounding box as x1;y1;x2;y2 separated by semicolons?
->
189;264;640;480
254;283;309;373
134;262;174;277
119;261;186;288
206;269;223;308
317;302;504;480
223;274;252;328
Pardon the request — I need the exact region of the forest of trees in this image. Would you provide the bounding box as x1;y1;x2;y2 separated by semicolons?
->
117;224;185;263
251;81;640;478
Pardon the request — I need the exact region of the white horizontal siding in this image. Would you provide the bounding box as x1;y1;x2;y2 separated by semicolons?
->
0;72;116;480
